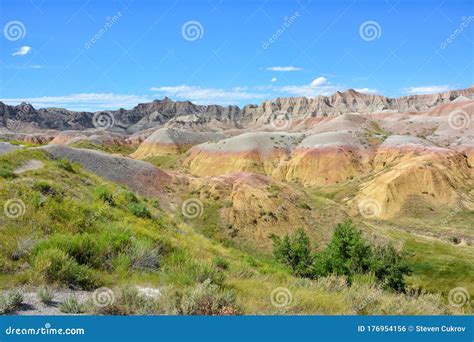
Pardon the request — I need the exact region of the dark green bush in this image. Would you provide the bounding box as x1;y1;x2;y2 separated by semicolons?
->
0;167;15;179
370;244;412;292
271;221;411;292
128;201;151;219
33;248;100;290
94;186;115;206
123;191;139;203
32;228;165;275
313;221;372;279
56;159;75;173
270;228;313;277
33;181;56;196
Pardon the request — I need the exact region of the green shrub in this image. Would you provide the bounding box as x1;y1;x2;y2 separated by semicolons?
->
270;228;314;277
370;244;412;293
33;248;100;290
32;229;166;275
128;201;151;219
313;221;372;279
213;256;229;270
33;181;56;196
94;186;115;206
271;221;411;292
128;240;161;272
36;286;54;305
0;166;15;179
56;159;75;173
161;279;241;315
0;289;24;314
59;296;86;314
123;191;139;203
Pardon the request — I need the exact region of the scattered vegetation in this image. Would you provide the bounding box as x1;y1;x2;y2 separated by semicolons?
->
271;221;412;292
160;279;241;315
0;289;24;314
59;296;87;314
36;286;54;305
0;148;471;315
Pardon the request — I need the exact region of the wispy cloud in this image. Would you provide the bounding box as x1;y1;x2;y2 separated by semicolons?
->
354;88;379;94
12;46;31;56
271;77;277;82
0;93;153;111
277;76;337;97
266;66;302;72
2;64;43;70
150;85;268;105
402;85;452;95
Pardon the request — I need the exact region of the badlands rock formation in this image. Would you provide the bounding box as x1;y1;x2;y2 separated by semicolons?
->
2;87;473;132
2;86;473;221
131;128;228;159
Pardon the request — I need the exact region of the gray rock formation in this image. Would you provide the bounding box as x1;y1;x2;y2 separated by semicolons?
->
1;87;473;133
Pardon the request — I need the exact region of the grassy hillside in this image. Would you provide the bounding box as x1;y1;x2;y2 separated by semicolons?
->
0;147;472;315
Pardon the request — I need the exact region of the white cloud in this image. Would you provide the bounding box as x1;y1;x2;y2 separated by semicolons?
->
402;85;451;95
12;46;31;56
271;77;277;82
150;85;267;105
277;76;337;97
310;77;328;87
266;66;302;72
0;93;153;111
354;88;379;94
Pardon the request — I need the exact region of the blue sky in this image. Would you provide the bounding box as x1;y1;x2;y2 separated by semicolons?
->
0;0;473;111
